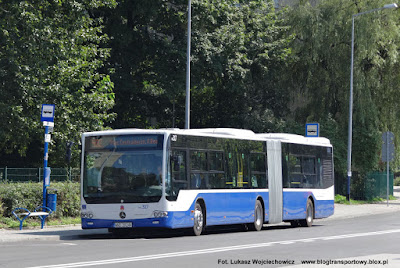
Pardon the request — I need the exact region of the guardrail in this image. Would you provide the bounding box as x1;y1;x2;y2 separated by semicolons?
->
0;167;80;182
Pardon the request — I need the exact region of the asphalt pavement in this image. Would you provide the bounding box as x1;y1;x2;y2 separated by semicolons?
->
1;186;399;243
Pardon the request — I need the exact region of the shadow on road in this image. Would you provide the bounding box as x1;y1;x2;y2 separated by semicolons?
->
74;223;321;240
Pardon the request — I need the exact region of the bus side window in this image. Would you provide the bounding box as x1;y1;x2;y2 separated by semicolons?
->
225;152;237;188
250;153;267;189
171;152;186;181
288;155;302;188
303;157;316;188
209;173;225;189
208;151;225;189
169;150;188;197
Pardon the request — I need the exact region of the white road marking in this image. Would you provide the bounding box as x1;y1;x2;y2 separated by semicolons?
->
27;229;400;268
280;241;295;245
298;239;315;243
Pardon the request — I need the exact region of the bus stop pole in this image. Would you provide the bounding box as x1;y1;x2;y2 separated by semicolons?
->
43;125;49;208
387;132;389;207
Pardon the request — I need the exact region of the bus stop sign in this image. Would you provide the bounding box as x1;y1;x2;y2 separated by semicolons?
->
382;131;395;162
306;123;319;137
41;104;55;122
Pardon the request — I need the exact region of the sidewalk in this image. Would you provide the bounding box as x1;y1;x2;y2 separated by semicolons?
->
0;224;107;243
1;187;399;243
328;185;400;220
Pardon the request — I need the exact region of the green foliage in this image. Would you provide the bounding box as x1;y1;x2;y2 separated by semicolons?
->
334;194;371;204
190;0;292;130
51;182;81;218
46;217;81;226
285;0;400;175
0;182;43;216
3;0;400;185
103;0;292;131
0;0;117;167
0;217;22;229
0;197;4;217
394;177;400;186
0;182;80;218
0;215;81;229
334;194;394;204
334;194;348;204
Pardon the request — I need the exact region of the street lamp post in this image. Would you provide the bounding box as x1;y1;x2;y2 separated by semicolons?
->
185;0;192;129
347;3;398;201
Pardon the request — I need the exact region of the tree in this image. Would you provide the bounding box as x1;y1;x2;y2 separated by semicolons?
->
190;0;292;131
99;0;188;129
0;0;117;167
284;0;400;175
104;0;292;131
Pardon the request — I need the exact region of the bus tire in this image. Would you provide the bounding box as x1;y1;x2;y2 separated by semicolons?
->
192;202;204;236
250;200;263;231
300;199;314;227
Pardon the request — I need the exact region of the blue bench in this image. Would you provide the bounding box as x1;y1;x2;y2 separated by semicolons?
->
12;206;53;230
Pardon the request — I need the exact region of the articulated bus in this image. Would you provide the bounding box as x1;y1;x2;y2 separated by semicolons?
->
80;128;334;235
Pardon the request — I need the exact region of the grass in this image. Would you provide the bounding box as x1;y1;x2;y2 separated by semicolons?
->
0;216;80;229
335;194;396;205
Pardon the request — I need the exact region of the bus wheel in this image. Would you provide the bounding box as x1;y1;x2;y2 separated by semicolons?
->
300;199;314;227
250;200;263;231
192;202;204;236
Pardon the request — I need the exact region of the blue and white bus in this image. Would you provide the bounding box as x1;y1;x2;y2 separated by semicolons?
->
80;128;334;235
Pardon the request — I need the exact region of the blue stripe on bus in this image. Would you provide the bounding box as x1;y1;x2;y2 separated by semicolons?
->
82;191;333;229
314;199;334;218
169;191;270;228
81;217;170;229
282;191;334;220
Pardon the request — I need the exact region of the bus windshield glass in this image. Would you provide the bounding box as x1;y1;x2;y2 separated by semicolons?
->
83;134;164;204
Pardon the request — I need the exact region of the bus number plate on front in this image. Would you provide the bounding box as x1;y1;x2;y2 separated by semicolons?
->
114;222;132;228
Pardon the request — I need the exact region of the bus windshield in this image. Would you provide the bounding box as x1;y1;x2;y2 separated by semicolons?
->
83;134;164;204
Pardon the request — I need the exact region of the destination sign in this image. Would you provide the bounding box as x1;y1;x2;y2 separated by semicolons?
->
87;135;162;150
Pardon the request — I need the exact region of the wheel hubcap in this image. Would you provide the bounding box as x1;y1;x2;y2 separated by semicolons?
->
194;209;203;230
307;205;312;222
255;205;262;226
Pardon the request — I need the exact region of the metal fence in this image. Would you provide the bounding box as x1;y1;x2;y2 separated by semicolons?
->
0;167;80;182
335;171;394;200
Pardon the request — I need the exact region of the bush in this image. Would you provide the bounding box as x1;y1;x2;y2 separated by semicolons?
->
0;197;4;216
52;182;80;218
0;182;80;218
395;177;400;186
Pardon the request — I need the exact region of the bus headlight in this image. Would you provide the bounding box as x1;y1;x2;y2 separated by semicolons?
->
81;212;94;219
153;211;168;218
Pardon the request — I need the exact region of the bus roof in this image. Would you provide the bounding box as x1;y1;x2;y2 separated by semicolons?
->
255;133;331;146
82;128;332;147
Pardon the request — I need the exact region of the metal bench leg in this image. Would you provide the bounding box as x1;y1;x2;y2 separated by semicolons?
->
36;206;52;229
12;208;31;230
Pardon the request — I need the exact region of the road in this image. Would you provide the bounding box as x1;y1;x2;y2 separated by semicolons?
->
1;213;400;268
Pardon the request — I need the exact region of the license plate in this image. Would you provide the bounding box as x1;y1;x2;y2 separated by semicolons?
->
114;222;133;228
